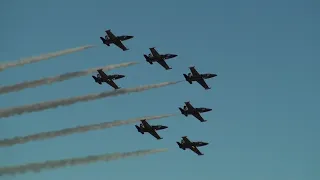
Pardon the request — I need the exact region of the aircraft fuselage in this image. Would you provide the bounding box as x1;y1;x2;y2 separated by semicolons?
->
188;73;217;81
104;35;134;45
139;124;168;132
194;107;212;113
180;141;209;148
93;74;125;84
147;54;178;62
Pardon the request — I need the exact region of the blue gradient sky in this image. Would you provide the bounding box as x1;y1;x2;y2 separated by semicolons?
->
0;0;319;179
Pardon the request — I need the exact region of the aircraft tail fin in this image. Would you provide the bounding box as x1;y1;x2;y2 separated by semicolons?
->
135;125;144;134
100;37;106;43
179;108;188;116
144;55;153;64
183;74;192;84
176;142;185;150
92;76;102;85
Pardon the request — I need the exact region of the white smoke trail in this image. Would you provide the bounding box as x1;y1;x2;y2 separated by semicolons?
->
0;148;168;176
0;81;182;118
0;45;95;72
0;114;177;147
0;62;138;95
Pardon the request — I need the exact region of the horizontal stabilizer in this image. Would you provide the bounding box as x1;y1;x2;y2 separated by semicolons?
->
179;108;188;116
177;142;185;150
92;75;97;81
183;74;192;84
135;125;144;134
100;37;106;42
92;76;102;84
144;55;153;64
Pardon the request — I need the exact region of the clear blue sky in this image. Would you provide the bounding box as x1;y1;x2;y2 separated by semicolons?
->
0;0;319;179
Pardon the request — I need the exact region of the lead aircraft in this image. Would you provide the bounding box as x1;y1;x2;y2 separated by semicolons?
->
135;119;168;140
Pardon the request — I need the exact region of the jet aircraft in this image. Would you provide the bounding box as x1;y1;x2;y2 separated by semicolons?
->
177;136;209;156
183;66;217;90
179;101;212;122
100;29;133;51
135;119;168;140
92;69;125;89
143;47;178;70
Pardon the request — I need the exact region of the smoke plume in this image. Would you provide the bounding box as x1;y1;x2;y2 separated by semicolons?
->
0;45;95;72
0;148;168;176
0;114;176;147
0;81;182;118
0;62;138;95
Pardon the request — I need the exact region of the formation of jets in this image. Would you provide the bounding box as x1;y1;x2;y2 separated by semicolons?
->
97;29;217;156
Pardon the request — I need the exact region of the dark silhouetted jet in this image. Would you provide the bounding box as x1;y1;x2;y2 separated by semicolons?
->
183;66;217;90
179;101;212;122
177;136;209;156
100;29;133;51
143;47;178;70
135;119;168;140
92;69;125;89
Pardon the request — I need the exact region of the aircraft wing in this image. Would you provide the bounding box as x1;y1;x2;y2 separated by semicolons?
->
182;136;192;144
190;146;203;155
106;80;120;89
105;30;116;39
192;112;206;122
185;102;194;110
113;40;129;51
141;120;151;128
148;129;162;139
150;47;160;56
190;66;200;76
196;79;210;90
157;60;171;70
141;120;162;139
97;69;109;80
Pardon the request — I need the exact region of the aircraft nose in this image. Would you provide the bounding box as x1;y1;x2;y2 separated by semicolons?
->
119;75;125;78
128;36;134;39
162;126;168;129
172;54;178;58
206;108;212;112
203;142;209;145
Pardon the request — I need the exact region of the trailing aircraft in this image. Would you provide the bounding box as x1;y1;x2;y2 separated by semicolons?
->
135;119;168;140
92;69;125;89
143;47;178;70
177;136;209;156
179;101;212;122
183;66;217;90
